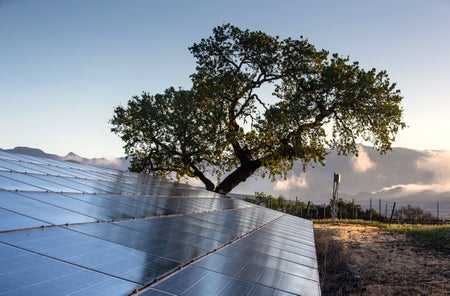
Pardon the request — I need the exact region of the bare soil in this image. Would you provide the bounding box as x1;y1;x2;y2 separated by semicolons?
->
314;223;450;295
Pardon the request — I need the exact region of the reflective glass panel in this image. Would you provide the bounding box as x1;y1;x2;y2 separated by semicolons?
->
0;171;83;193
0;243;139;296
0;174;43;191
0;159;47;174
0;150;320;295
0;208;50;231
1;227;179;285
0;191;97;225
20;192;125;221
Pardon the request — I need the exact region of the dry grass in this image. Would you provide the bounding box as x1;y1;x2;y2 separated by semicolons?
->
314;226;364;295
314;223;450;295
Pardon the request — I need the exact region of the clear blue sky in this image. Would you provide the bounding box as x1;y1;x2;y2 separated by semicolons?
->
1;0;449;158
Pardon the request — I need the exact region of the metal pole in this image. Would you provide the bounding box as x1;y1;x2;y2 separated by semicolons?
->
331;173;341;224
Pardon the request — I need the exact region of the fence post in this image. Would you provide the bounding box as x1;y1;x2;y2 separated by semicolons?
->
389;202;396;224
379;199;381;217
370;198;372;222
352;198;355;219
306;201;311;218
437;201;440;221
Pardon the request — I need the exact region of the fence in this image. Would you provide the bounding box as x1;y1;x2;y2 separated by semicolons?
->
355;199;450;224
261;196;450;224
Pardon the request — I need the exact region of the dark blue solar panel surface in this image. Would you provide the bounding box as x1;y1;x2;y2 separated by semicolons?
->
0;150;320;295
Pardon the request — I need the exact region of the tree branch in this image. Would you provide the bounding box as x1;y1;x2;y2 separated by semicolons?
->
190;163;215;191
252;93;268;111
213;44;240;70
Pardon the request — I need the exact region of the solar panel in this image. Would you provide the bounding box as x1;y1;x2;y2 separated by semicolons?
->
0;150;321;295
0;243;139;296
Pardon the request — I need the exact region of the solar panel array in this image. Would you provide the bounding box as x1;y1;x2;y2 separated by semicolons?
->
0;150;321;295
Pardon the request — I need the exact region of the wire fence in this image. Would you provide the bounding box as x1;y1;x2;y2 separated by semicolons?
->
259;196;450;224
353;199;450;224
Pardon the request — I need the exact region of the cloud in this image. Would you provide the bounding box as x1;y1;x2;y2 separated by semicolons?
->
416;150;450;184
350;146;376;173
376;183;450;195
275;174;308;191
371;151;450;195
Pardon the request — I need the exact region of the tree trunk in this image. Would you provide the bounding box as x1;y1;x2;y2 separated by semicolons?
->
214;159;262;194
190;164;215;191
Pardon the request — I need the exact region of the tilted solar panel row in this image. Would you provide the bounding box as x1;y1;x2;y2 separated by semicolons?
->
0;150;321;295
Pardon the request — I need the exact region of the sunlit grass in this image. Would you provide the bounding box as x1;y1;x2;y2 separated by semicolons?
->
385;224;450;249
313;218;385;228
313;219;450;249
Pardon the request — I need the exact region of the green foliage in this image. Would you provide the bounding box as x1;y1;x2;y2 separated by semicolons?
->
111;88;232;190
111;23;405;194
245;192;307;215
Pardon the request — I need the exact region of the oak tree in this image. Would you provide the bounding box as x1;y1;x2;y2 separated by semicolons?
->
111;24;405;194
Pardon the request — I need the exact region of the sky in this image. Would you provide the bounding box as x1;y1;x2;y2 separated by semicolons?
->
1;0;449;159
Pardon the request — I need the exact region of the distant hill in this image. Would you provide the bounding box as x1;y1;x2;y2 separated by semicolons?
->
2;146;130;171
5;146;63;160
3;146;450;209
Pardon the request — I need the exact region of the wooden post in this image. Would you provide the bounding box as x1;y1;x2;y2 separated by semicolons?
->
306;201;311;218
331;173;341;224
352;198;355;219
389;202;396;224
437;201;440;221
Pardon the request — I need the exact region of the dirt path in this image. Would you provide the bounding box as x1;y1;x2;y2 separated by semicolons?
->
314;224;450;295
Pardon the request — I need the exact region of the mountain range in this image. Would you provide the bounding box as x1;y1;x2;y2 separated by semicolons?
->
230;146;450;214
3;146;450;214
2;146;130;171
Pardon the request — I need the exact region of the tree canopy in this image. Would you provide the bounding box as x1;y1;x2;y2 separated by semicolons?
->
111;24;405;194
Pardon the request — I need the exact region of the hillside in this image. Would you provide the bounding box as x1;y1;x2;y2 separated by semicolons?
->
2;146;130;171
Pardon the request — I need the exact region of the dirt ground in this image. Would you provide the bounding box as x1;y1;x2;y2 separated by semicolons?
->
314;223;450;295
